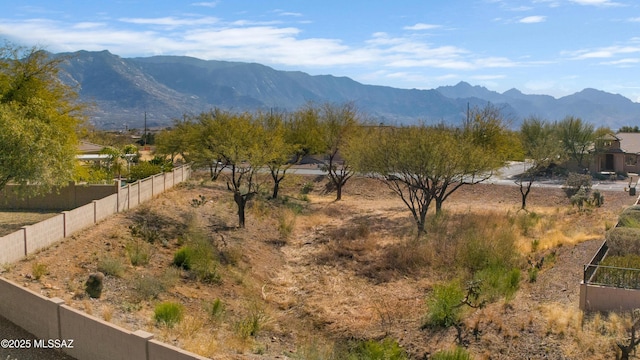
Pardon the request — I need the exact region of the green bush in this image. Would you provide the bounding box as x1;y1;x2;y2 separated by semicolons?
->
154;301;184;327
431;347;472;360
346;338;408;360
474;266;520;301
618;206;640;228
173;246;195;270
234;304;268;339
130;268;178;301
125;240;152;266
31;262;48;280
128;161;163;182
97;255;125;277
423;281;465;328
173;231;221;284
207;298;225;322
606;227;640;256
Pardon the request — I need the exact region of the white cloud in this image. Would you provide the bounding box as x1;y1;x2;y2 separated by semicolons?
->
0;14;521;74
568;44;640;59
403;23;441;31
519;16;547;23
119;16;219;27
569;0;624;6
191;1;218;8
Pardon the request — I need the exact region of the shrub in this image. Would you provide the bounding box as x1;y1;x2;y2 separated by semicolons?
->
234;304;268;339
277;209;296;241
125;240;152;266
606;227;640;256
431;347;472;360
474;266;520;301
173;246;195;270
31;262;48;280
97;255;125;277
130;268;178;301
423;281;465;328
128;161;163;182
618;206;640;228
174;222;221;283
564;172;592;197
154;301;184;327
300;182;314;195
346;338;408;360
206;298;225;322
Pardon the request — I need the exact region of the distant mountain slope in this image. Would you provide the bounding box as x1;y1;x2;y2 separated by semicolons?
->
54;50;640;129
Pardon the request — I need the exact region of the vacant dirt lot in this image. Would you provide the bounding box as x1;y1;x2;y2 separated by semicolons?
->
1;174;636;359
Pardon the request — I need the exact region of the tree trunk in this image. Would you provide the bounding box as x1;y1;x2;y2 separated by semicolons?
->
435;199;443;214
336;183;342;201
234;192;246;228
519;179;533;210
272;179;281;199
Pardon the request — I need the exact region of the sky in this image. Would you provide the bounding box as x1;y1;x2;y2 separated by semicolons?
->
1;0;640;102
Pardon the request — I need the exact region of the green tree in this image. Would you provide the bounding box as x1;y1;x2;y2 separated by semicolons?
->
318;102;360;201
0;44;85;195
557;116;594;170
154;121;192;164
517;117;563;209
260;111;299;199
214;111;269;228
190;110;229;181
349;105;510;235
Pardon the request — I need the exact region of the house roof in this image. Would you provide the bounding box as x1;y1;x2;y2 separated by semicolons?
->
616;133;640;154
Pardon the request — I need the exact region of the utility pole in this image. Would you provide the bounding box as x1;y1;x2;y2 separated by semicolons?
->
143;111;148;147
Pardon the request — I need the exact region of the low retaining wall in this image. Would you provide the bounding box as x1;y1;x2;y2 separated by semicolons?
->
0;165;191;265
580;282;640;311
0;277;208;360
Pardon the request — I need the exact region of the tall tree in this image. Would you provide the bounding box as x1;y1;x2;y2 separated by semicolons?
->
188;110;229;181
155;118;193;163
214;111;268;228
557;116;594;170
349;105;511;235
517;117;563;209
260;110;299;199
318;102;360;201
0;44;85;195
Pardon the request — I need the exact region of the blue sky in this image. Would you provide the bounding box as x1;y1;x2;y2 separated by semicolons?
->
1;0;640;102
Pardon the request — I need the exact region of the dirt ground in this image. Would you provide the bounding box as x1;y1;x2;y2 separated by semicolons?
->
0;174;636;359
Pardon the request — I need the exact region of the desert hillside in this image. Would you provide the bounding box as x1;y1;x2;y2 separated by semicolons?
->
1;173;636;359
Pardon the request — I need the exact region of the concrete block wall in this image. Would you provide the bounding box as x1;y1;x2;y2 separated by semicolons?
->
139;178;153;203
0;278;62;340
0;277;209;360
59;305;151;360
0;229;25;264
95;194;118;222
24;214;65;254
0;183;118;210
153;174;165;195
0;165;191;266
63;203;95;236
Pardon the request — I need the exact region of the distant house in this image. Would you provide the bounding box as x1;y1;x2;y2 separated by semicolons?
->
592;133;640;175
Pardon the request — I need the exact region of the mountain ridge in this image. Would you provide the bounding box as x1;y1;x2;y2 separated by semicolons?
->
53;50;640;129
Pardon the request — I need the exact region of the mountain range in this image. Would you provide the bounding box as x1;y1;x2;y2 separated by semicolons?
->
54;50;640;130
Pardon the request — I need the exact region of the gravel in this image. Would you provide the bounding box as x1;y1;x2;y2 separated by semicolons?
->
0;315;75;360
